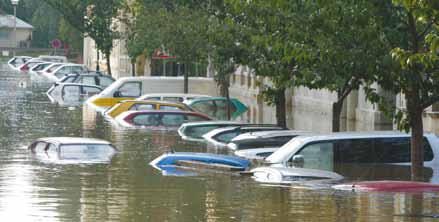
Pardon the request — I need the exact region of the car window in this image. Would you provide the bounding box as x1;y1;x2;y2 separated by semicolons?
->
59;144;113;159
143;97;160;101
163;97;183;102
374;137;433;163
186;125;220;138
62;76;77;83
82;86;101;96
161;114;185;126
62;85;81;101
34;142;48;153
130;104;155;111
295;142;334;171
46;143;58;154
117;82;141;97
47;64;61;72
98;76;114;88
186;114;209;122
80;76;96;85
191;101;216;115
132;114;161;126
159;105;181;111
214;131;239;143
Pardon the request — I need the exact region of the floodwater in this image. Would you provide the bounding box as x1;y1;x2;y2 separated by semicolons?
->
1;62;439;222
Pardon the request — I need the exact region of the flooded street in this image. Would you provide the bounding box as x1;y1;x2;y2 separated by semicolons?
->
1;63;439;221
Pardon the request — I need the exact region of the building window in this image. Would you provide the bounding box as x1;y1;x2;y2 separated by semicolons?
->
0;30;9;39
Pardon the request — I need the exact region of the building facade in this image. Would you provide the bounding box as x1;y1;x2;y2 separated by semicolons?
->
0;14;33;48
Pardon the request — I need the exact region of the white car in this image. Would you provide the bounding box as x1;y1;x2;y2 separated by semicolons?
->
234;147;280;160
28;137;117;164
46;83;103;106
42;64;88;82
17;58;44;73
202;125;287;147
7;56;32;70
264;131;439;181
227;130;312;150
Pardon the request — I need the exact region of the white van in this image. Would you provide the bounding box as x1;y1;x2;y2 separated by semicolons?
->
86;76;219;110
265;131;439;181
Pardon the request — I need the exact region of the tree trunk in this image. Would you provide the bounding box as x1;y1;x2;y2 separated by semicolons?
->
96;50;100;71
184;71;189;94
105;52;112;76
332;100;343;132
275;88;287;128
410;107;424;181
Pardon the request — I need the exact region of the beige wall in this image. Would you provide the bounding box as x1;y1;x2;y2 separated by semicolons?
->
0;28;32;48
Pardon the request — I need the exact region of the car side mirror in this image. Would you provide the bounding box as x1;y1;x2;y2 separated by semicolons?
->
292;155;304;167
113;91;122;97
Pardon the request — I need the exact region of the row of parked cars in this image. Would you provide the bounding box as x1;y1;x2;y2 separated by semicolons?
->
12;55;439;191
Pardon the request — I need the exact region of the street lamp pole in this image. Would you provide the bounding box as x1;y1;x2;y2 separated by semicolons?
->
11;0;19;57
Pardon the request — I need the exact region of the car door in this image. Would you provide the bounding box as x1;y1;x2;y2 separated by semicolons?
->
115;82;142;98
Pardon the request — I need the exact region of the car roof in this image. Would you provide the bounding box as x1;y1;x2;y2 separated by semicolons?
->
54;83;103;88
231;130;312;142
139;93;211;98
184;97;237;104
117;100;186;106
36;137;111;145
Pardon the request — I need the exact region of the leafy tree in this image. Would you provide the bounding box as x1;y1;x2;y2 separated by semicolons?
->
84;0;122;75
371;0;439;180
125;0;210;92
43;0;121;74
291;0;392;132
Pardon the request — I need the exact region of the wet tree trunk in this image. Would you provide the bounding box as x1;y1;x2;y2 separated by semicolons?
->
275;88;287;128
105;52;112;76
332;100;343;132
184;71;189;93
408;96;424;181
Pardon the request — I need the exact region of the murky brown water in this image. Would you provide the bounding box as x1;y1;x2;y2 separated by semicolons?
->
1;62;439;221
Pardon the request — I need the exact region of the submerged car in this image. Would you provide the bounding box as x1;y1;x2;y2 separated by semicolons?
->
265;131;439;180
234;147;280;160
251;167;344;184
42;63;88;82
202;126;287;147
29;62;53;75
227;130;311;150
18;59;44;73
178;121;260;142
7;56;32;70
114;110;212;129
38;55;68;63
57;72;115;88
183;97;248;120
28;137;118;164
150;152;251;176
332;181;439;192
104;100;193;119
46;83;103;106
137;93;211;103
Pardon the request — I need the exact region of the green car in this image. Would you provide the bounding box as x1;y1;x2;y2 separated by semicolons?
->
183;97;248;120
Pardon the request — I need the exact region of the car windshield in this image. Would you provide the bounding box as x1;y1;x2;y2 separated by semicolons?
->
59;144;115;160
185;125;223;139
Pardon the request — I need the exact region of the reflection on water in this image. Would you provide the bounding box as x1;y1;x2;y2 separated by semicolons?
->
1;64;439;221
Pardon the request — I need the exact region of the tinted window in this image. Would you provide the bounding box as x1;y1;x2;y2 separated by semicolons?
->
59;144;114;159
162;114;185;126
130;104;155;111
186;125;220;139
99;76;114;88
143;97;160;101
159;105;181;111
374;137;433;162
163;97;183;102
132;114;161;126
118;82;141;97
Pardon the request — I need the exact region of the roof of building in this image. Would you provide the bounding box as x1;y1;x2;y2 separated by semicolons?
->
0;14;33;29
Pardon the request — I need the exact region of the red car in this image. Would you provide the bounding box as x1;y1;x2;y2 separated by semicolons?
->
114;110;212;129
